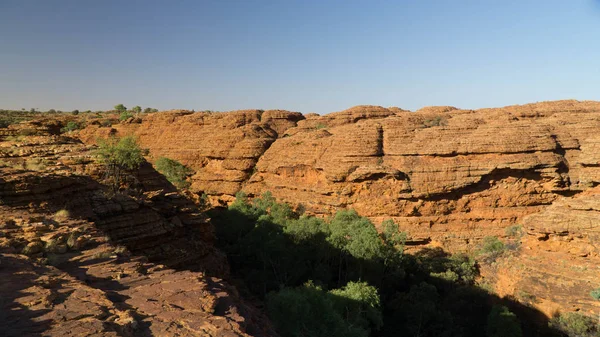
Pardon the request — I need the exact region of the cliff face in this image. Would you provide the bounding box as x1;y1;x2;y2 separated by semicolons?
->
0;121;271;336
76;99;600;318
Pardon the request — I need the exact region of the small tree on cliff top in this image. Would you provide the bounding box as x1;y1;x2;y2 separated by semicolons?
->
96;136;145;193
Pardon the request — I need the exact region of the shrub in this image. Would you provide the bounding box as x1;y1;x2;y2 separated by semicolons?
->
100;119;113;127
53;209;70;221
267;281;382;337
60;121;80;133
0;117;14;128
486;305;523;337
154;157;193;189
549;312;599;337
505;225;523;238
71;110;79;115
95;136;145;192
479;236;505;262
119;111;134;121
422;116;448;128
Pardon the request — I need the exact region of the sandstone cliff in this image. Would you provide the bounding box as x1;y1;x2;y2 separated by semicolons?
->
0;121;272;336
75;99;600;320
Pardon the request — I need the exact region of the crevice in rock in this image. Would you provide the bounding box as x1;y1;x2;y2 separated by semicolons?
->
401;168;547;202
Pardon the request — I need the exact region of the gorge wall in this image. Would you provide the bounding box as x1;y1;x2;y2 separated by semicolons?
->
77;100;600;319
0;121;272;336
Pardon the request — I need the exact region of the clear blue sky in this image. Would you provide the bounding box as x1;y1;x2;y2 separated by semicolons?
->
1;0;600;113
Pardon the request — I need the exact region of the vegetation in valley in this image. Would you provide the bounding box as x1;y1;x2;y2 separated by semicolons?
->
210;192;566;337
154;157;193;189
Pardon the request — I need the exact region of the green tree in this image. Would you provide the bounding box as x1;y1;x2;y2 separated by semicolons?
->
154;157;193;189
329;281;383;332
131;106;142;115
71;109;79;115
114;104;127;113
96;136;145;192
267;281;382;337
486;305;523;337
143;107;153;113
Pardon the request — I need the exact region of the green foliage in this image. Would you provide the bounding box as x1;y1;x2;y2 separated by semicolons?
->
315;123;327;129
95;136;145;192
591;288;600;301
549;312;600;337
479;236;506;261
131;106;142;114
211;193;557;337
60;121;80;133
486;305;523;337
119;111;134;121
154;157;193;189
505;225;523;238
114;104;127;113
0;117;14;128
330;281;383;331
328;210;384;261
267;281;381;337
71;109;79;115
387;282;454;337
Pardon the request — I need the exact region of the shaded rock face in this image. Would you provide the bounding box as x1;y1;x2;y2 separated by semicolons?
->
0;124;273;336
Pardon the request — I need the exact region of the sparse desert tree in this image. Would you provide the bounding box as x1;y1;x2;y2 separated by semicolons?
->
95;136;145;192
114;104;127;113
131;106;142;115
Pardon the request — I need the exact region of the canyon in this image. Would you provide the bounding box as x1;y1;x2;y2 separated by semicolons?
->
2;99;600;335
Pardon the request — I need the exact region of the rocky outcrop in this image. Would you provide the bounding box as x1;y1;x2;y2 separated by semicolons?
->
77;101;600;247
487;186;600;319
0;123;273;336
72;100;600;321
78;110;304;200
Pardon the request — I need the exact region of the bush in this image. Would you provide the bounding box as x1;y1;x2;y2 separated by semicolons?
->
154;157;193;189
479;236;505;262
267;281;382;337
486;305;523;337
53;209;70;221
0;117;14;128
95;136;145;192
119;111;134;121
549;312;599;337
60;121;80;133
422;116;448;128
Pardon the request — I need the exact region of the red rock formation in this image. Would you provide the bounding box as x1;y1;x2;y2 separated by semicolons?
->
71;100;600;323
0;122;273;336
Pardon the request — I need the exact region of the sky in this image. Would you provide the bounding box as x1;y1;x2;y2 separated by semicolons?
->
1;0;600;114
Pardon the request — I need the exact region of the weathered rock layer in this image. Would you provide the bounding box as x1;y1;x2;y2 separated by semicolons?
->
76;100;600;320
